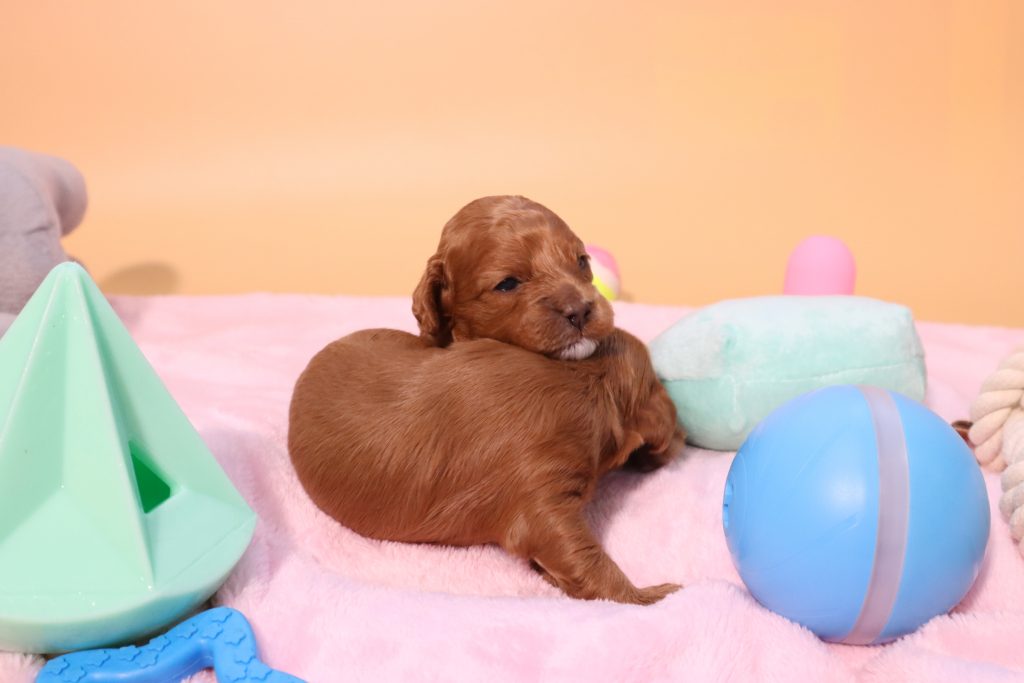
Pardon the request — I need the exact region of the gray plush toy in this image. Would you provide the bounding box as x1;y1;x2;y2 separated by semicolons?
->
0;146;88;336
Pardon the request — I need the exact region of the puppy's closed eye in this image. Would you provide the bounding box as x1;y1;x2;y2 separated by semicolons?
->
494;277;521;292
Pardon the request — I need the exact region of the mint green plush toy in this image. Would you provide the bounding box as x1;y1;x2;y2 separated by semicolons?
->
649;296;927;451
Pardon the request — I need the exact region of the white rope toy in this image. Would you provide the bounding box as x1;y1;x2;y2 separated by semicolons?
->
968;344;1024;549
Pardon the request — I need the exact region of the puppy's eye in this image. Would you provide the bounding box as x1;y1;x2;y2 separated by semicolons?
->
494;277;520;292
578;255;590;270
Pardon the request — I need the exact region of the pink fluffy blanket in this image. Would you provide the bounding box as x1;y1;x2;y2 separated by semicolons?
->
3;295;1024;682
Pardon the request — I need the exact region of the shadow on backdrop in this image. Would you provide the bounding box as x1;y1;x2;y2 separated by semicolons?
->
99;262;181;296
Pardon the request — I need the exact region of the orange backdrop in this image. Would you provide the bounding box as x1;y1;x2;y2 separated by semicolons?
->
2;1;1021;326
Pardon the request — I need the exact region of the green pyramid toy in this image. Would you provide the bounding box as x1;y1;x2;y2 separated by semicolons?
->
0;262;256;654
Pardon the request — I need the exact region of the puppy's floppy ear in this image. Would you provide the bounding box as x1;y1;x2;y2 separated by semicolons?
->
412;254;452;347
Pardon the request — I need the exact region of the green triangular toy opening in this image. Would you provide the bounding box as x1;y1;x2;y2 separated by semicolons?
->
129;442;172;513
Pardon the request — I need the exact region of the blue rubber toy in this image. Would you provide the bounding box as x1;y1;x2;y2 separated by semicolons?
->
723;385;990;645
36;607;305;683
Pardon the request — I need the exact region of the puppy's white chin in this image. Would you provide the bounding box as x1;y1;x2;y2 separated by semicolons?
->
558;338;598;361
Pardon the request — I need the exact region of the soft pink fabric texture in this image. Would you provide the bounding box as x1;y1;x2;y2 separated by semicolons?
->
3;295;1023;682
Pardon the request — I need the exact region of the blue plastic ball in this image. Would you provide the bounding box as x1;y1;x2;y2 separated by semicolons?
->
722;385;990;645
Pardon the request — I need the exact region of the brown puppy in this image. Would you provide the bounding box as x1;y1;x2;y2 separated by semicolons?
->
288;327;685;604
413;195;612;359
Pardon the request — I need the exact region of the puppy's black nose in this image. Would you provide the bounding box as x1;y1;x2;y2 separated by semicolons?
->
565;301;593;331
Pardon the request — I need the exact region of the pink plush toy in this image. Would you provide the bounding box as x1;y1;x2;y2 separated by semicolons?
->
585;244;621;300
783;236;856;295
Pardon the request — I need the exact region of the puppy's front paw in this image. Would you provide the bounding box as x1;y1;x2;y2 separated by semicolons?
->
625;447;672;472
632;582;682;605
625;425;687;472
625;440;684;472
